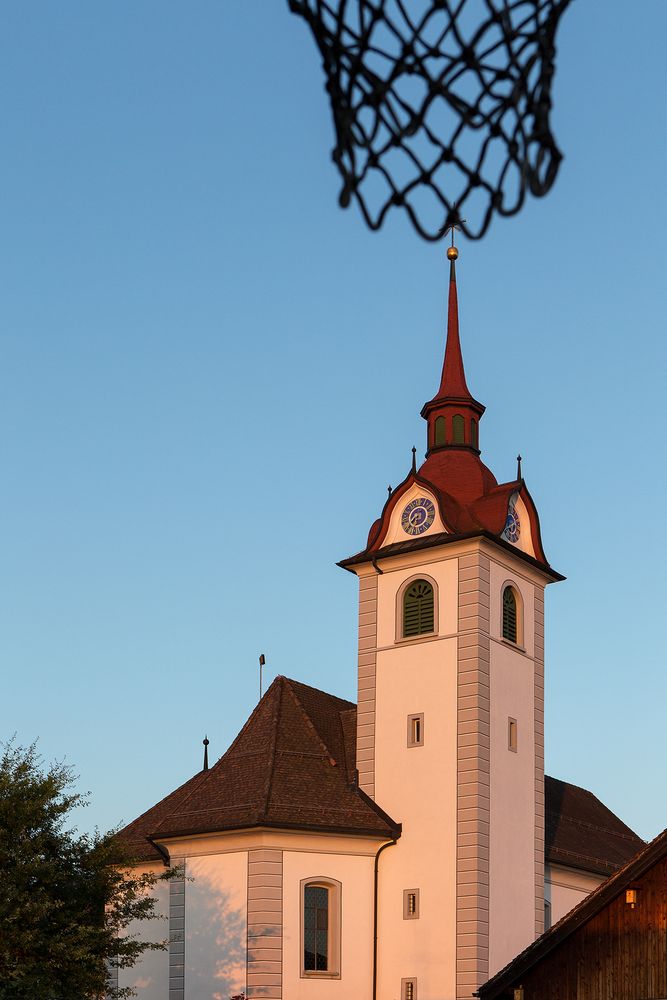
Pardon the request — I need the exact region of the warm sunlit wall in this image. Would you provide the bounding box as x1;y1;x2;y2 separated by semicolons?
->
488;557;541;975
185;850;248;1000
117;862;170;998
282;845;376;998
373;553;460;1000
545;863;605;926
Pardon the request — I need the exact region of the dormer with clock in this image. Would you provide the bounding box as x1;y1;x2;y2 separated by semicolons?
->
339;244;564;1000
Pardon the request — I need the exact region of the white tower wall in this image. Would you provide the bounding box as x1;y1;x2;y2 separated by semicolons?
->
354;538;549;1000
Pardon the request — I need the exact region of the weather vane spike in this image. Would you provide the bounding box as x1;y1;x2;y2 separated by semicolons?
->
438;203;466;260
517;454;522;479
202;736;210;772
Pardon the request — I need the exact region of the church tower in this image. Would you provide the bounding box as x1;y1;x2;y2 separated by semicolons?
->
339;246;563;1000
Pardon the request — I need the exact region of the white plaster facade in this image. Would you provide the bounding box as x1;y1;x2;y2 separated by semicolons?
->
545;863;606;928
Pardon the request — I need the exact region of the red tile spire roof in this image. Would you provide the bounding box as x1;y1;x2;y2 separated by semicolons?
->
437;259;477;403
421;254;485;453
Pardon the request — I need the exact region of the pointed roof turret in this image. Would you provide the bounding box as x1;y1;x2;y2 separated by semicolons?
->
436;257;476;401
421;244;484;455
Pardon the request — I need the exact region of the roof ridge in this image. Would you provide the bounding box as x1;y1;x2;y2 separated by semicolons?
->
259;677;284;821
150;681;288;835
548;813;644;844
338;707;357;785
546;774;602;796
284;675;355;710
283;678;338;766
200;676;283;770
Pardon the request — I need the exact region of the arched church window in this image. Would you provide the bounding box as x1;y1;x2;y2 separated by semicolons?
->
403;580;434;637
304;885;328;971
502;586;518;643
470;418;478;449
434;415;446;446
301;879;341;978
452;414;465;444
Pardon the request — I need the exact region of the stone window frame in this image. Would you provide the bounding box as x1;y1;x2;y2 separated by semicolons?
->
395;573;439;643
407;713;425;748
403;888;420;919
500;579;524;648
300;877;342;980
508;716;518;753
402;977;418;1000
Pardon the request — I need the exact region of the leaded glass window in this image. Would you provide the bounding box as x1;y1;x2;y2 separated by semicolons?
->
403;580;434;638
502;587;517;643
304;885;329;971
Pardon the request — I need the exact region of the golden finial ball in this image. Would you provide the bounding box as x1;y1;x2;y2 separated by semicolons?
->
447;245;459;260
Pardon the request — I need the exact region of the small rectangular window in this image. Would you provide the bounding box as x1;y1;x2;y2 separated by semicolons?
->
508;717;518;753
407;714;424;748
403;889;420;919
402;978;417;1000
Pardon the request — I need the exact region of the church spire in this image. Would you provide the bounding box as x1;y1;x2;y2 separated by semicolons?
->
437;253;473;400
420;243;485;455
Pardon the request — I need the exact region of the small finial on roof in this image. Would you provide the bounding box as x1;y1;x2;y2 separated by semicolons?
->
387;485;392;497
517;454;522;480
202;736;210;772
411;446;417;473
440;203;465;261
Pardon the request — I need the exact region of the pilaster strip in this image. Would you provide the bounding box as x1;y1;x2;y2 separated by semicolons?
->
356;573;378;798
247;848;283;999
457;552;491;999
534;587;546;936
169;857;186;1000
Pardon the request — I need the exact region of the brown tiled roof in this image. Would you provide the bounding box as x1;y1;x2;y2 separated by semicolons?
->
545;775;645;877
117;677;400;862
118;687;641;872
478;827;667;999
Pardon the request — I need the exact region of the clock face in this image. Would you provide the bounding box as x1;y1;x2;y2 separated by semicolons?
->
401;497;436;536
504;504;521;543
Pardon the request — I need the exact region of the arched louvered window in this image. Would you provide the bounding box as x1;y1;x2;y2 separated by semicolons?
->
502;586;518;643
403;580;435;638
470;418;478;449
434;415;446;446
452;414;465;444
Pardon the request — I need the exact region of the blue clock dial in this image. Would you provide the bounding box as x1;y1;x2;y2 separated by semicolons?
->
401;497;435;536
503;504;521;543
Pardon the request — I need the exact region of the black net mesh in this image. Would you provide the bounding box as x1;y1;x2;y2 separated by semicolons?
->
289;0;572;240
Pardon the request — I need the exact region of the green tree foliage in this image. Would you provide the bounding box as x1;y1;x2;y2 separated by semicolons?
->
0;740;174;999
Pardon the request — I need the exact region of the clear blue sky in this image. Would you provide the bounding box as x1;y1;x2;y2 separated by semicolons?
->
1;2;665;842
